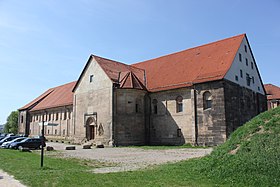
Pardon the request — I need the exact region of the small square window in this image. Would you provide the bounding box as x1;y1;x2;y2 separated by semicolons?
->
239;53;242;62
251;62;254;69
246;58;248;66
240;69;243;78
235;75;238;81
90;75;94;83
245;45;247;53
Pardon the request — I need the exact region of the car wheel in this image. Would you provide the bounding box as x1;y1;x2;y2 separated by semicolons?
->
18;146;23;150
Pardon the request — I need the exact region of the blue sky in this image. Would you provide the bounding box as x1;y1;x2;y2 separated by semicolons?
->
0;0;279;124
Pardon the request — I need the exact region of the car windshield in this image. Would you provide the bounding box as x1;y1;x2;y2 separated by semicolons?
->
21;138;30;142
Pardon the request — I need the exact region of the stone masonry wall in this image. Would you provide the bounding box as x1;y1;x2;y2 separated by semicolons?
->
114;89;147;146
73;58;113;145
148;87;195;145
224;80;267;136
195;81;227;146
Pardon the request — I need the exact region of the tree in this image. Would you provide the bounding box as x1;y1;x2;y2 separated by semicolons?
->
4;111;19;134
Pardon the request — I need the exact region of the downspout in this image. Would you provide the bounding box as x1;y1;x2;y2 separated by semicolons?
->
193;85;198;146
73;95;77;135
112;84;116;146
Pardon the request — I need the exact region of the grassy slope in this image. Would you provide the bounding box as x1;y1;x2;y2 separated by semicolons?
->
0;107;279;187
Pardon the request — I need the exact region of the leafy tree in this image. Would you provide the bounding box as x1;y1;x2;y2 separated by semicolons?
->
4;111;19;134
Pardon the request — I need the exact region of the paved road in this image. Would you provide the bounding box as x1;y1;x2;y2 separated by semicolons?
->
0;169;26;187
46;142;212;173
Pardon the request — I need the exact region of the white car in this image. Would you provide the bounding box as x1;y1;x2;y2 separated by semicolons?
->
1;137;26;148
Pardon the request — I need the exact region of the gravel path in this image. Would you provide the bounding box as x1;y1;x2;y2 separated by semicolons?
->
0;169;26;187
46;142;212;173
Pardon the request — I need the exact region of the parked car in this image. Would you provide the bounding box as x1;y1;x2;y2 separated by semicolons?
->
1;137;27;148
0;136;19;145
9;138;45;150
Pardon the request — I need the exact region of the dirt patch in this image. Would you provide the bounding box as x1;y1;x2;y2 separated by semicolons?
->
46;142;212;173
229;144;240;155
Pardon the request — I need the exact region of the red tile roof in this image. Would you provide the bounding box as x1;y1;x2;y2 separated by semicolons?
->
119;71;146;90
22;34;248;111
19;89;54;110
133;34;245;92
93;55;146;87
264;84;280;100
73;55;146;92
20;81;76;112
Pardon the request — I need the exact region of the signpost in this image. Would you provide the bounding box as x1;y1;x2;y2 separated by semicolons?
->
39;121;47;167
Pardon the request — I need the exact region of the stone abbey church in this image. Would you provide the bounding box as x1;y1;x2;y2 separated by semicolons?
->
19;34;267;146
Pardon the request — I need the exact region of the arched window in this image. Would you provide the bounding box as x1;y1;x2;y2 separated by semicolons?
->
203;91;212;110
176;96;183;113
152;99;158;114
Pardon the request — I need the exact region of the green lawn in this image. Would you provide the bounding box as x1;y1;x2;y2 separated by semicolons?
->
0;107;279;187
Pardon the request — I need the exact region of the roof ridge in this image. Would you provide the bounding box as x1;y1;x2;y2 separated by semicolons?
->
133;33;246;66
92;54;146;72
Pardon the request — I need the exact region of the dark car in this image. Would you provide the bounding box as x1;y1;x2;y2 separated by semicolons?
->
0;136;19;145
10;138;45;150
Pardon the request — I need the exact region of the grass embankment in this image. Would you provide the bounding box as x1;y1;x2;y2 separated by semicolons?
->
0;107;279;187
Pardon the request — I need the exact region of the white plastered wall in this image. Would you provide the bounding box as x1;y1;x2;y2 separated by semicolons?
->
224;37;265;94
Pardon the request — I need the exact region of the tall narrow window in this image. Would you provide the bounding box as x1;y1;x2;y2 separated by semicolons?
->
246;73;251;86
89;75;94;83
244;45;247;53
246;58;248;66
176;96;183;113
251;62;254;69
64;111;67;120
203;91;212;110
252;76;255;84
21;116;23;123
240;69;243;78
152;99;158;114
239;53;242;62
56;113;59;121
135;104;139;113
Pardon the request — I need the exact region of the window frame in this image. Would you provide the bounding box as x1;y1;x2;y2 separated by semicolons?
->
176;96;183;113
203;91;212;110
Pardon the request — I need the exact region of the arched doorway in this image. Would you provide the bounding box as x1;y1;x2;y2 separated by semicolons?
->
85;117;96;140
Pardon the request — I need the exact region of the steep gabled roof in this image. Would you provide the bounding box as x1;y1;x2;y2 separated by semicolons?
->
19;89;54;111
19;81;76;112
264;84;280;100
72;55;146;92
133;34;245;92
